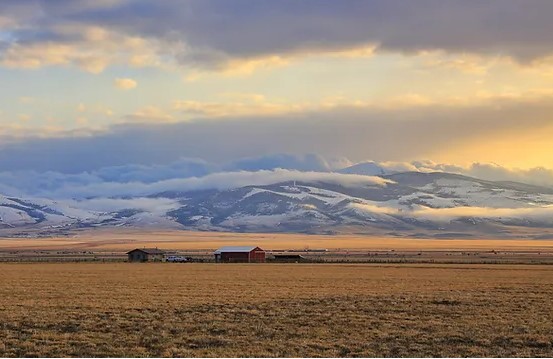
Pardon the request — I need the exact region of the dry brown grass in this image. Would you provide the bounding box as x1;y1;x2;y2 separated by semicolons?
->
2;229;553;252
0;263;552;357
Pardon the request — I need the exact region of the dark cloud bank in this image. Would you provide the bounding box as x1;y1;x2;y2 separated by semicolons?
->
2;0;553;68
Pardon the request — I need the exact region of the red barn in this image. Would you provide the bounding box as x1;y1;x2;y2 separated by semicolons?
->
213;246;266;263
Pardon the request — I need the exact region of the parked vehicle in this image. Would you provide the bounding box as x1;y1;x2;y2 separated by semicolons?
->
165;256;190;263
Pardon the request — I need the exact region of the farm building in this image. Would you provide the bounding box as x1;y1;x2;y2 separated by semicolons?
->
127;248;165;262
214;246;266;263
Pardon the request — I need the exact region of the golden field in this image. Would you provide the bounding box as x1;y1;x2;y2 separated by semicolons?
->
2;229;553;252
2;229;553;264
0;262;552;357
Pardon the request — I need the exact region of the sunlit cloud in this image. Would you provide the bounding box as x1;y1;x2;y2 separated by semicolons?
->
75;117;89;126
75;103;114;118
172;99;296;118
17;114;31;122
349;200;553;225
350;203;399;215
184;44;377;79
0;24;163;73
169;89;553;121
114;77;138;90
412;205;553;224
418;51;505;75
18;97;38;104
171;92;440;119
126;106;174;123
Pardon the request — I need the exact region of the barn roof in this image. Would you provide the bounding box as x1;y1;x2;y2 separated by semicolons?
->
126;248;165;255
213;246;262;254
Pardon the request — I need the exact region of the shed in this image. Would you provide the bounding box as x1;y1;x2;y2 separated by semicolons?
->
127;248;165;262
214;246;265;263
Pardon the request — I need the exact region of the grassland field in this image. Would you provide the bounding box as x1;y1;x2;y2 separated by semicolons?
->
1;262;552;357
4;229;553;251
1;230;553;357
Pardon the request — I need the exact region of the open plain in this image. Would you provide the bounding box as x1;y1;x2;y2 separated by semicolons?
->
2;229;553;264
1;262;552;357
4;229;553;252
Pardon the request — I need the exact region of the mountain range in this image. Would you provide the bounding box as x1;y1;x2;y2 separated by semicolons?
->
2;171;553;238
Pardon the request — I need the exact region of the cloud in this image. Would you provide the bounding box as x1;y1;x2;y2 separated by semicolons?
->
94;158;213;183
183;54;291;76
342;160;553;189
0;122;91;141
75;103;114;117
112;1;553;66
114;77;137;90
169;88;553;122
2;1;553;73
411;205;553;225
0;157;213;197
65;197;179;214
3;151;553;210
1;93;553;173
26;169;390;199
125;106;174;122
226;154;334;172
419;51;505;75
173;97;299;118
0;155;354;198
350;203;399;215
171;93;437;119
350;200;553;225
340;161;419;176
451;163;553;189
0;19;163;73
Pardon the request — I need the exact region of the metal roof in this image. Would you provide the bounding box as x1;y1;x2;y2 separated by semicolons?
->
126;248;165;255
213;246;262;254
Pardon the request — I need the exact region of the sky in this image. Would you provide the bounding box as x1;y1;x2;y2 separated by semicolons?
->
1;0;553;198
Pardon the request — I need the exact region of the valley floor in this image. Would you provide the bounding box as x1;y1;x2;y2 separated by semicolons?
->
0;263;552;357
3;228;553;251
2;229;553;264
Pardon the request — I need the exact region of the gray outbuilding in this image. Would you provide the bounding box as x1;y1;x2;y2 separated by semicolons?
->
127;248;165;262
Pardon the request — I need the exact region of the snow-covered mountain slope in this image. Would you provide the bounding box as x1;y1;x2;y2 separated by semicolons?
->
0;195;181;235
2;172;553;238
165;172;553;234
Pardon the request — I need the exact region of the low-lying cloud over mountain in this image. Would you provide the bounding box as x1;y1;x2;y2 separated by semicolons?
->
0;154;550;198
2;169;553;238
1;154;553;238
2;154;553;199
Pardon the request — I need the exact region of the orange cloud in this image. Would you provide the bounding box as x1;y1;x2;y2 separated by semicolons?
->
114;78;138;90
